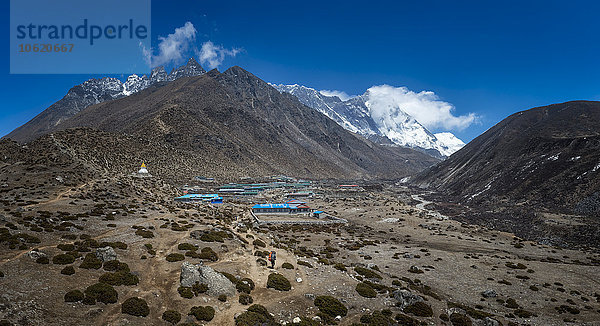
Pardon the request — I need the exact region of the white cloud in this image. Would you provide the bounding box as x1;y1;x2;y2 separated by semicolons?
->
142;22;197;67
197;41;241;70
366;85;476;131
319;89;354;101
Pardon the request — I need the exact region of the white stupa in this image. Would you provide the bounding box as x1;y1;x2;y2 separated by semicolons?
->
133;162;152;177
138;163;148;174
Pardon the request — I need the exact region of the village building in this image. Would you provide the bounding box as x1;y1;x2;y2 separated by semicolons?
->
175;194;223;204
252;202;312;214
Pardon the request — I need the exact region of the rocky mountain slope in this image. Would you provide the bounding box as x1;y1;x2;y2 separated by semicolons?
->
272;84;465;157
412;100;600;216
6;66;438;182
6;58;206;143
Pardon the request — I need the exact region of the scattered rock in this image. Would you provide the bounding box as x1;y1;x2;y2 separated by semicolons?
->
393;290;424;309
408;265;423;274
180;262;236;296
95;246;117;262
27;250;47;260
189;230;203;240
481;289;497;298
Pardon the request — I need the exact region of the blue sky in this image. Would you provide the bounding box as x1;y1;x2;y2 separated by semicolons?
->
1;0;599;142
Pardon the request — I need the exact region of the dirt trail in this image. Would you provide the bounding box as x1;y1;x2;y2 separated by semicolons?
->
211;230;309;325
24;180;96;209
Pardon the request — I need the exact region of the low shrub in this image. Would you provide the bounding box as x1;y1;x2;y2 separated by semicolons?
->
297;260;313;268
100;241;128;250
178;286;194;299
166;253;185;262
80;253;102;269
218;294;227;302
281;262;294;269
235;311;269;326
198;247;218;261
505;298;519;309
404;302;433;317
314;295;347;317
99;271;139;286
239;294;253;305
220;271;238;284
162;310;181;324
103;260;129;272
360;311;394;325
256;258;267;266
200;231;231;243
236;278;255;294
121;297;149;317
178;243;196;251
57;243;75;251
135;229;154;238
514;309;533;318
394;313;422;326
235;304;274;326
53;254;75;265
354;266;382;279
189;306;215;321
267;273;291;291
84;283;118;304
356;282;377;298
333;263;347;272
252;239;266;248
64;290;84;302
36;256;49;264
61;265;75;275
556;305;580;314
192;282;208;296
449;313;472;326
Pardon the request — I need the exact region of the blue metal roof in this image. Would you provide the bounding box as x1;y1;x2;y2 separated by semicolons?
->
314;210;324;214
252;203;290;209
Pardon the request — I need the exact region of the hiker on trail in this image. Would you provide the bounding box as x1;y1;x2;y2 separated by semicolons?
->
268;251;276;268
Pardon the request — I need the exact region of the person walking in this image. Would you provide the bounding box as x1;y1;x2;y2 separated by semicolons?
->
268;251;276;269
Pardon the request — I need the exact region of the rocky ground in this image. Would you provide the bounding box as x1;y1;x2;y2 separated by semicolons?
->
1;174;600;326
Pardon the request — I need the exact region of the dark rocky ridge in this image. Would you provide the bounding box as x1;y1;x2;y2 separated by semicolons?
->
6;58;205;143
5;66;438;182
412;101;600;247
413;100;600;214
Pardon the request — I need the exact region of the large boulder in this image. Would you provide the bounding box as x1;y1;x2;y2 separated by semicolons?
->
189;230;203;240
481;289;497;298
95;246;117;262
393;290;424;309
27;250;47;260
180;262;201;286
180;262;236;296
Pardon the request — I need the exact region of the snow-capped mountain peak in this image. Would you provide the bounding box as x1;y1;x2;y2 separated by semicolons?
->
273;83;465;157
433;132;466;157
123;74;150;95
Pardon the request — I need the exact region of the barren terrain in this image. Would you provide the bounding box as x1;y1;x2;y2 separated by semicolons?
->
1;175;599;326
